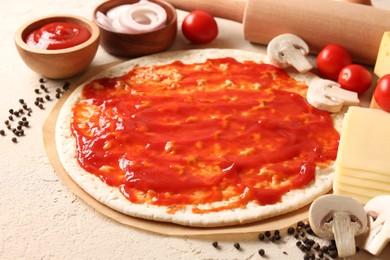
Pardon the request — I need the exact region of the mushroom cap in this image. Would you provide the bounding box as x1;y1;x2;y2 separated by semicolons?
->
309;194;368;239
364;195;390;215
267;33;309;64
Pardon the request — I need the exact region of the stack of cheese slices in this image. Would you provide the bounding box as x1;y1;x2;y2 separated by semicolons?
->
333;31;390;203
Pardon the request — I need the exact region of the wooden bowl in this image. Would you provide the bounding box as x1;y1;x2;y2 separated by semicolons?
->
15;15;100;79
93;0;177;57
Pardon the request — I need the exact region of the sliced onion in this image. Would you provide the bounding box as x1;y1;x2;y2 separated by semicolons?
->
106;4;133;20
96;0;167;34
96;11;115;31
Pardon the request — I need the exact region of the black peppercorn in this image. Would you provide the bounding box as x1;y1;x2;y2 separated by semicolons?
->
258;249;265;256
63;81;70;90
11;137;17;143
35;89;40;94
39;78;45;83
0;130;5;136
287;226;295;235
306;226;314;235
19;99;25;104
258;233;265;241
212;241;218;248
264;231;271;237
233;242;240;250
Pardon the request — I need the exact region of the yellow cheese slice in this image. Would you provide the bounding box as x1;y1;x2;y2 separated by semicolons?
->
332;185;374;204
374;32;390;78
335;169;390;191
336;106;390;174
336;167;390;184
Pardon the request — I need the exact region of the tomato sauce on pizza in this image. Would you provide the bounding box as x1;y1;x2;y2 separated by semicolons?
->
71;58;339;213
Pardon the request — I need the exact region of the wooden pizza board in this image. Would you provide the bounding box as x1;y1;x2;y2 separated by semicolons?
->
43;62;315;236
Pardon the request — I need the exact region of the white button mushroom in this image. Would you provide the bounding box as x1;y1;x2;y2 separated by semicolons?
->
306;78;360;113
362;195;390;256
309;194;368;258
267;33;313;73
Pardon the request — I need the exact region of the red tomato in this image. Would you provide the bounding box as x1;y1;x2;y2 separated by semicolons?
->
374;74;390;112
182;10;218;44
338;64;372;95
316;44;352;80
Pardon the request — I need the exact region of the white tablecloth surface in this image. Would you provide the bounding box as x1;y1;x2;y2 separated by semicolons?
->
1;0;390;259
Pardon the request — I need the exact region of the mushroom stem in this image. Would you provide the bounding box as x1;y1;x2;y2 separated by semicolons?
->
330;211;359;257
279;42;313;73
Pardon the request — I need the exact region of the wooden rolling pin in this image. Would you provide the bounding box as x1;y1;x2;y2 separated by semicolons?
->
166;0;390;65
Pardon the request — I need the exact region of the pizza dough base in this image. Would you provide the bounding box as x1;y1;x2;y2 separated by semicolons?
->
56;49;343;227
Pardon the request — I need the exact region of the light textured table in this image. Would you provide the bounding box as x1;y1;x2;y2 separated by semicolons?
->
1;0;390;259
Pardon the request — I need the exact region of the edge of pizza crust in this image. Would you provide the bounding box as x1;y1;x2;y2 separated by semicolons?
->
56;49;344;227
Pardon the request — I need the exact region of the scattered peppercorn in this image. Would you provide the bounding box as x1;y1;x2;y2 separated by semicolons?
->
11;137;17;143
212;241;219;248
63;81;70;90
0;130;5;136
264;231;271;237
8;116;13;121
287;226;295;235
258;233;265;241
233;242;240;250
306;226;314;235
34;89;40;94
45;95;51;101
258;249;265;256
9;109;14;114
39;78;45;83
19;99;25;104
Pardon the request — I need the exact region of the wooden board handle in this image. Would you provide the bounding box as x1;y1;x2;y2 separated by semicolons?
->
243;0;390;65
164;0;246;22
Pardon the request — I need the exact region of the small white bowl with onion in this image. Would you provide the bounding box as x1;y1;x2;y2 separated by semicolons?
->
93;0;177;57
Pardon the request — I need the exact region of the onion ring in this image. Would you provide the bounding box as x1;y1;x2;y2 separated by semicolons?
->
96;0;167;34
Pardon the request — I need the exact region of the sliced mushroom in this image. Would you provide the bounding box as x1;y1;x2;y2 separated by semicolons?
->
306;78;360;113
309;194;368;258
267;33;313;73
362;195;390;256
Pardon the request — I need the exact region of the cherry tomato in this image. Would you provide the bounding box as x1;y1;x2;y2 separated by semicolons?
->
374;74;390;112
182;10;218;44
338;64;372;95
316;44;352;80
